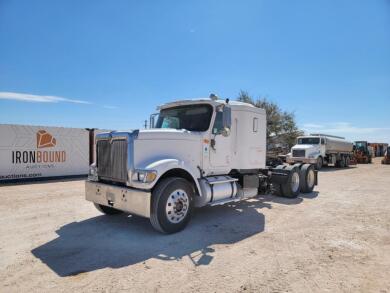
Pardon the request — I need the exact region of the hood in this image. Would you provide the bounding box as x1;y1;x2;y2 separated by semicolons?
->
132;128;203;173
292;144;319;150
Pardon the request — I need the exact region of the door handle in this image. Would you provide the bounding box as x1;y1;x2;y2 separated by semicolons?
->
211;139;216;150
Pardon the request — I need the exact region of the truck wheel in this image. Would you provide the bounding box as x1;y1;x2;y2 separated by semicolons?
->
150;177;193;234
339;157;346;168
94;203;123;215
345;156;350;167
299;164;315;193
280;166;300;198
315;157;323;170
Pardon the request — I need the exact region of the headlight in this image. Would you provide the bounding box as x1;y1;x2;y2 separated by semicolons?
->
88;163;98;181
132;170;157;183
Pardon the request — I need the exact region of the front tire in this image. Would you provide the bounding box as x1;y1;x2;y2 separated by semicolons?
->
94;203;123;215
150;177;194;234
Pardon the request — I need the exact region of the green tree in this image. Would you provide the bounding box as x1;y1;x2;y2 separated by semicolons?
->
237;90;303;148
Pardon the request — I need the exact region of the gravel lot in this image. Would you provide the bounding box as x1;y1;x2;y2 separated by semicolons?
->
1;158;389;293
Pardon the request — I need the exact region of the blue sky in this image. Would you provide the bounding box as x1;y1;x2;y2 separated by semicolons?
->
0;0;389;142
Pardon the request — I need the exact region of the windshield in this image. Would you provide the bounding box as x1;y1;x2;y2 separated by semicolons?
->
297;137;320;145
355;142;367;148
155;104;213;131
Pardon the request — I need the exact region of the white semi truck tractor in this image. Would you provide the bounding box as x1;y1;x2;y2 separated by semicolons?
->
86;97;318;233
286;134;354;170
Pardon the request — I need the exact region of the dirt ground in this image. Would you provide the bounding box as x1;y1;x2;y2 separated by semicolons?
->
1;158;389;293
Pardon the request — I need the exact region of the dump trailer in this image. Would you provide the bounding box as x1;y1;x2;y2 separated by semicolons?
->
286;134;354;170
85;96;318;233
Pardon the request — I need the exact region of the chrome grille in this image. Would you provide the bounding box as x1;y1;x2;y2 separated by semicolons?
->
292;149;305;157
97;139;128;183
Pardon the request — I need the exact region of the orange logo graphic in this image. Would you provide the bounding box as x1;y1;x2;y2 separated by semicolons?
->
36;130;57;148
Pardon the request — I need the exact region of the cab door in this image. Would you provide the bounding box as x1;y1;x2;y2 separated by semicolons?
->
209;107;232;168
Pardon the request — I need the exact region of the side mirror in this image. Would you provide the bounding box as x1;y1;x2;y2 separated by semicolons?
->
222;106;231;129
213;105;231;137
149;113;159;128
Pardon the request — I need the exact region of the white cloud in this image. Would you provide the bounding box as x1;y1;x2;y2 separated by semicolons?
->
0;91;91;104
302;122;390;143
103;105;118;109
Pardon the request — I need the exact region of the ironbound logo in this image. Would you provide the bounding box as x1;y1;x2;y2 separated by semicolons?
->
12;130;66;164
36;130;56;148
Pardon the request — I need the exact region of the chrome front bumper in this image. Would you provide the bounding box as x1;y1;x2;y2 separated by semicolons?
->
286;157;317;164
85;180;151;218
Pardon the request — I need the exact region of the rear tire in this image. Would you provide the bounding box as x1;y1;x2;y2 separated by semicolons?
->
150;177;194;234
94;203;123;215
280;165;300;198
345;156;350;167
299;164;315;193
339;157;346;168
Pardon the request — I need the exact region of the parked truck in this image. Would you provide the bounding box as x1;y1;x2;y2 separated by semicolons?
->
286;134;353;170
85;96;318;233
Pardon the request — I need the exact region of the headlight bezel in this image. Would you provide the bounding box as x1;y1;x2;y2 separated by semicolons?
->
131;170;157;183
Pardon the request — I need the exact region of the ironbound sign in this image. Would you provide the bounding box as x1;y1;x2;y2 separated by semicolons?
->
0;124;89;181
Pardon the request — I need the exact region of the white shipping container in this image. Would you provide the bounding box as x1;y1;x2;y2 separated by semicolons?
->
0;124;89;181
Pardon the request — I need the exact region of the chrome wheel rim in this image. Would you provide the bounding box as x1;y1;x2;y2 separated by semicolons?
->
291;172;300;193
307;169;315;188
166;189;189;224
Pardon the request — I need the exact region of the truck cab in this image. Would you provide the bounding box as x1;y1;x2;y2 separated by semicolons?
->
287;135;326;169
86;96;317;233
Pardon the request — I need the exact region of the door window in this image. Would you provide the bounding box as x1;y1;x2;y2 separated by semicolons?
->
212;111;224;135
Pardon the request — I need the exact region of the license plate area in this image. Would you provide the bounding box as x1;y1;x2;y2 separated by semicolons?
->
106;190;115;206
